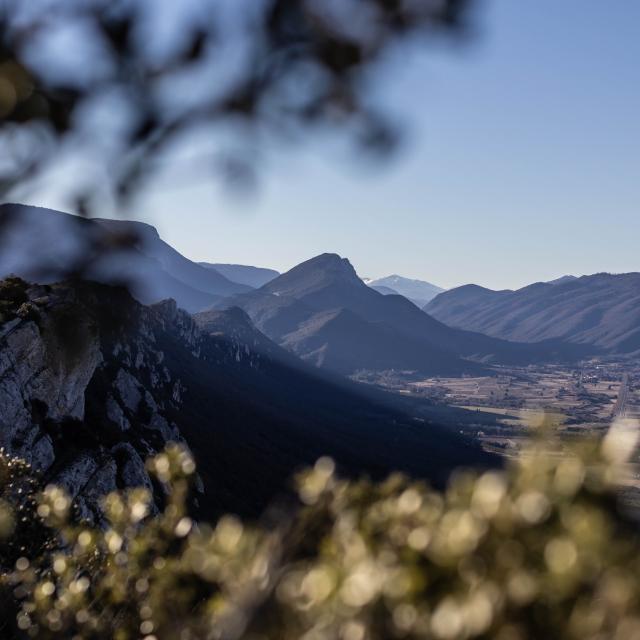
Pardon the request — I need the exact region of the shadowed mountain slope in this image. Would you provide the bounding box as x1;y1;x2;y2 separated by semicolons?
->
94;219;252;299
278;308;470;376
425;273;640;353
216;254;591;376
0;277;497;520
199;263;280;288
0;204;249;313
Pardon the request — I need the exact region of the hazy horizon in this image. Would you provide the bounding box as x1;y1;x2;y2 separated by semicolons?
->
2;201;628;292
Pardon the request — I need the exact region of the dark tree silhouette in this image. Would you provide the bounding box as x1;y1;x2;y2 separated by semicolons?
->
0;0;473;207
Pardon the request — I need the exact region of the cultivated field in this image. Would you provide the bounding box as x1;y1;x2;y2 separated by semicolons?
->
364;359;640;457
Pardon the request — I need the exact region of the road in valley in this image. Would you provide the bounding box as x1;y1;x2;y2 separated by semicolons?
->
613;373;630;418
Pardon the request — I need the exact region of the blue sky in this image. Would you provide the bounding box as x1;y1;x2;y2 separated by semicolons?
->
30;0;640;290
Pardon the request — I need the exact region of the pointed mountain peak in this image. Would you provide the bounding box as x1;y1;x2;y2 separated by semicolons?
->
303;253;356;273
263;253;362;298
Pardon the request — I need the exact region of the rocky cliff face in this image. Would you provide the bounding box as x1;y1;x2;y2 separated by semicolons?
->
0;279;199;525
0;276;336;523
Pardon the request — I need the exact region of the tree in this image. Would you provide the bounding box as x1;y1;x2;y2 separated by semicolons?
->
0;0;473;208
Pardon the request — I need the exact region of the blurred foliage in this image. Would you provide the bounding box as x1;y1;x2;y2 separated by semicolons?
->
0;0;473;204
2;422;640;639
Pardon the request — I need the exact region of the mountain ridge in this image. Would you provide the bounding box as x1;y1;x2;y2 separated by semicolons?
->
216;253;592;376
0;203;249;313
425;273;640;353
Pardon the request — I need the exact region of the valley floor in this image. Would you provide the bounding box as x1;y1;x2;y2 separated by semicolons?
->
354;357;640;450
356;357;640;515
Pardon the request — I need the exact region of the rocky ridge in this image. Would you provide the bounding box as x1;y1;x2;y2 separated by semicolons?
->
0;279;202;524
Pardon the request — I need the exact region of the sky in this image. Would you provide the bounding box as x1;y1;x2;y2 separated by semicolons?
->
25;0;640;290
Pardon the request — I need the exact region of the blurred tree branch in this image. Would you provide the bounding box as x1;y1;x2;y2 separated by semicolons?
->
0;0;474;209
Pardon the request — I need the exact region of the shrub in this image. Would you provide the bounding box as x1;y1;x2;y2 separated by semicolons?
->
1;422;640;639
0;277;29;306
0;277;30;325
